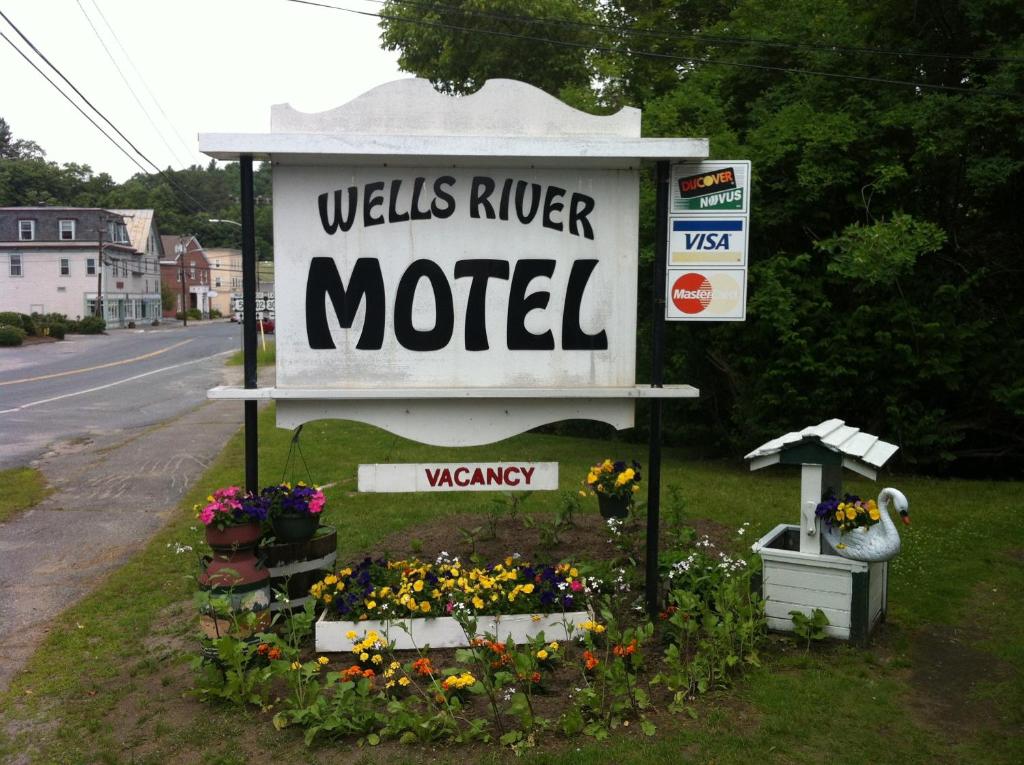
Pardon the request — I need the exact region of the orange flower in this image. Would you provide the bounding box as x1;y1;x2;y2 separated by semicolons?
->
531;671;541;684
267;647;282;661
362;668;375;678
257;643;269;655
613;639;638;657
412;657;435;677
583;650;599;670
341;665;365;681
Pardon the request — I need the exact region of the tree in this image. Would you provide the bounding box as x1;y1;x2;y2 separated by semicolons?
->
0;117;44;160
379;0;1024;475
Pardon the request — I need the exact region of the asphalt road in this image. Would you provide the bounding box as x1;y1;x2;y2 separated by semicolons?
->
0;321;244;469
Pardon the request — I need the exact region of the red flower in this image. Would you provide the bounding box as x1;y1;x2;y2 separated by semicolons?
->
613;639;638;657
583;650;599;670
257;643;269;655
267;647;282;661
412;657;435;676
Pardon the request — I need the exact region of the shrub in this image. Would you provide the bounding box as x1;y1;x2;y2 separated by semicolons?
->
77;316;106;334
0;324;26;346
47;323;66;340
0;311;23;327
186;308;202;320
209;308;223;319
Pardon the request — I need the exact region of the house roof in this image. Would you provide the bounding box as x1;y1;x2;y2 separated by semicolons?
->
160;234;203;259
744;418;899;480
108;209;157;256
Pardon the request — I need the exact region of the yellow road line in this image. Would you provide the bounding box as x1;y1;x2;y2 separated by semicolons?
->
0;339;194;386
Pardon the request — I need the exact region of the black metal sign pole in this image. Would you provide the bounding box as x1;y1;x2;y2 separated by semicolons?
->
646;160;670;618
240;155;259;493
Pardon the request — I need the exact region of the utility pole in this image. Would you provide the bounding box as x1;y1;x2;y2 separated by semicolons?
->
177;237;188;327
95;225;105;318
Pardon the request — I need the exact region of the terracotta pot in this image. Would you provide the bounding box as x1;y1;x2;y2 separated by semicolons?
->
200;521;270;614
597;493;630;519
205;521;262;552
271;512;320;543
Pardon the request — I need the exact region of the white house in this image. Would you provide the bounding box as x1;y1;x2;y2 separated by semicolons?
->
0;207;163;326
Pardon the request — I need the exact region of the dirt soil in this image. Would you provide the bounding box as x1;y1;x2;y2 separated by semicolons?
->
364;510;739;568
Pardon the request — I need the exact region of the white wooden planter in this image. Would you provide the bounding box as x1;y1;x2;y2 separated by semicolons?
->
753;524;887;643
316;611;592;652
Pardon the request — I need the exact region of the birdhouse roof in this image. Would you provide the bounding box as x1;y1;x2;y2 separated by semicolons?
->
743;419;899;480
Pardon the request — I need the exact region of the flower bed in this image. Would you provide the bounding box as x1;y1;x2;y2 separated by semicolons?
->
316;610;592;651
311;554;597;651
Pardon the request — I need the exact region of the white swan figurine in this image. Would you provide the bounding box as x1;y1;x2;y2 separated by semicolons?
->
822;487;910;563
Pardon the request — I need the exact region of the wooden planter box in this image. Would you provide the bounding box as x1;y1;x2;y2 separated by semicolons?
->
753;524;887;644
262;525;337;613
316;611;592;652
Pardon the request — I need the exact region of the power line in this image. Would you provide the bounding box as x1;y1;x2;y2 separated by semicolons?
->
75;0;192;170
0;30;150;176
371;0;1024;65
0;8;209;213
86;0;199;165
285;0;1013;96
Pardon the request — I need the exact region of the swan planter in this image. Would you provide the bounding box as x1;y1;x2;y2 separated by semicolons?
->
820;488;911;563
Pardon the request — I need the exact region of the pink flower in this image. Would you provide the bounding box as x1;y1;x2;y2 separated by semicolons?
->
308;491;326;514
199;506;215;525
570;580;583;592
445;602;454;614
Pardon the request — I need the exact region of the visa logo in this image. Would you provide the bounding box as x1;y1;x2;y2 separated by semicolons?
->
685;233;731;250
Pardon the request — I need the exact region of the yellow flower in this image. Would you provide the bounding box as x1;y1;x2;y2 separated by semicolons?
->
569;568;578;577
578;490;588;497
472;596;485;610
835;510;844;522
420;601;431;613
317;656;329;665
345;630;358;640
398;676;410;687
536;649;549;660
549;641;559;650
322;594;333;604
324;574;338;586
531;614;543;622
845;508;857;521
359;652;369;662
522;583;535;594
290;661;302;671
372;654;383;664
586;473;598;484
413;580;424;593
869;507;881;521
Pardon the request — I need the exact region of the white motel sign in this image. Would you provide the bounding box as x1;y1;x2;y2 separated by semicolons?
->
202;79;704;447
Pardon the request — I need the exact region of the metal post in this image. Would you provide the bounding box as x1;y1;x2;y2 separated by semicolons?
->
241;156;259;493
646;160;670;618
95;225;104;318
177;236;188;327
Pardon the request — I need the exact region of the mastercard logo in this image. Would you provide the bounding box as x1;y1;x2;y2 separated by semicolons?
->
671;273;713;314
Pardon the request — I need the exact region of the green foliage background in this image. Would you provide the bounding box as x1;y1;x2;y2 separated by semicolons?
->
3;0;1022;475
378;0;1024;477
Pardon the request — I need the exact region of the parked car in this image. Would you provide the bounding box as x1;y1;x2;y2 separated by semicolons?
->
258;318;275;334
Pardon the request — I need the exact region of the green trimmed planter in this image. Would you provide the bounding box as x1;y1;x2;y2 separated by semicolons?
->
271;512;320;543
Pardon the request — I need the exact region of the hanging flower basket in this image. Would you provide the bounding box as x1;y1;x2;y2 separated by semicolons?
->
596;493;631;519
271;511;321;543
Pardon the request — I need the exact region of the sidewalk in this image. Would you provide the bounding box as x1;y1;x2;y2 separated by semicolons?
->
0;366;268;691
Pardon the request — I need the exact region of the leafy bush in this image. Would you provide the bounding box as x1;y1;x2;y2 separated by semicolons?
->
209;308;223;319
0;311;34;335
77;315;105;334
187;308;202;320
46;323;66;340
0;324;26;346
31;312;68;340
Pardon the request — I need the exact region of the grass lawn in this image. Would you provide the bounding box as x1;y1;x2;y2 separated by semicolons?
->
227;339;275;367
0;408;1021;764
0;467;52;523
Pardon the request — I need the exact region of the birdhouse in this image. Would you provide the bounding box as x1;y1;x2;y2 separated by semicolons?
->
745;419;903;644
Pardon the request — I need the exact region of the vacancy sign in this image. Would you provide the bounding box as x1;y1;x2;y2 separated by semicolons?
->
667;160;751;322
358;462;558;493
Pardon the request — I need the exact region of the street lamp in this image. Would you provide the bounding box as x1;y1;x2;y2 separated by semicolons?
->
208;218;242;227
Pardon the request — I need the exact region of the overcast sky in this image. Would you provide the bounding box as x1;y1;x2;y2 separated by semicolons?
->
1;0;405;181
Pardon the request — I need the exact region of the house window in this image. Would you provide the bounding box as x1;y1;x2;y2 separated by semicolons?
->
60;257;70;276
190;264;196;279
215;276;222;288
10;254;23;276
59;220;76;240
176;270;181;282
86;258;96;275
214;260;221;269
18;220;35;241
116;223;129;244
